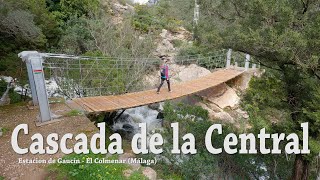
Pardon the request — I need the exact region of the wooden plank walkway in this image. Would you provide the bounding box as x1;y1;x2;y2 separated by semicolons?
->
72;69;244;112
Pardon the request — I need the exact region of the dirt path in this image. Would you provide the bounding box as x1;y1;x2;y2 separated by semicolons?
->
0;103;97;180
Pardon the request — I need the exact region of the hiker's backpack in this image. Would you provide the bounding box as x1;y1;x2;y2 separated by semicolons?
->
160;66;166;79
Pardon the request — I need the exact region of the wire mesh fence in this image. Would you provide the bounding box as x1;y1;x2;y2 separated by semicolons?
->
175;49;227;69
42;49;252;99
44;56;161;98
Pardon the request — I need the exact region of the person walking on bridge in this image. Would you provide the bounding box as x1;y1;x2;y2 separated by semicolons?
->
157;57;171;94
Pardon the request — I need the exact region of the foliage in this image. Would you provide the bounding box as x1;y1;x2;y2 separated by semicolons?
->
65;110;83;117
138;102;296;179
242;71;320;178
132;4;182;33
0;79;23;104
1;0;157;98
0;0;59;79
198;0;320;76
176;46;227;69
57;16;95;55
195;0;320;178
0;127;11;136
87;14;155;58
59;0;99;20
171;39;183;48
48;153;147;180
156;0;195;31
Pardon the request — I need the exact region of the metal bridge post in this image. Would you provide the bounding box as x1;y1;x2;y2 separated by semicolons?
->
26;61;38;105
226;49;232;68
19;51;52;123
245;54;250;71
252;64;257;69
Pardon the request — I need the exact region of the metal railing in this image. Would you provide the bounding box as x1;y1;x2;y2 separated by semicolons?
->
18;49;257;123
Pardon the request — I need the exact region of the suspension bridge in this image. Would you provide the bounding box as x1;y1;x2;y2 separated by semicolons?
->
18;50;258;124
71;69;243;112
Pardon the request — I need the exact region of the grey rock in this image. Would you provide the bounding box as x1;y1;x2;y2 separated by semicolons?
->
119;153;141;171
142;167;157;180
148;103;160;110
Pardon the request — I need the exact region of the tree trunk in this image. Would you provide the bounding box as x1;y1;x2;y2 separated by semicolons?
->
292;154;309;180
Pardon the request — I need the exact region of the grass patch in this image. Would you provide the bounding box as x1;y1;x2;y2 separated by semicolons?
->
65;110;83;117
0;127;10;135
127;170;148;180
48;153;147;180
49;97;66;104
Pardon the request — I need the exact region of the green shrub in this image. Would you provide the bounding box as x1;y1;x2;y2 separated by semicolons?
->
1;127;10;135
0;78;23;104
128;170;148;180
139;102;295;179
132;4;181;33
172;39;183;48
118;0;127;6
48;153;147;180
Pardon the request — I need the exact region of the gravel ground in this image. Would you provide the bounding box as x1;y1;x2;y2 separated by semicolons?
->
0;102;97;180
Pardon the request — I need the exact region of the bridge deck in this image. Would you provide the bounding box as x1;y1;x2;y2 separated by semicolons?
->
72;69;244;112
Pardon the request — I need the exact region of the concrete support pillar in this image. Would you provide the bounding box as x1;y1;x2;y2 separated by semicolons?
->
226;49;232;68
19;51;52;123
26;63;38;105
245;54;250;71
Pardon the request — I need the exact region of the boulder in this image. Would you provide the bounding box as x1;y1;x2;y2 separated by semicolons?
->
212;112;235;123
210;86;240;109
155;39;175;54
143;64;211;88
198;102;234;123
119;153;141;171
148;103;160;111
159;29;168;38
123;169;133;178
142;167;157;180
236;109;249;119
173;64;211;83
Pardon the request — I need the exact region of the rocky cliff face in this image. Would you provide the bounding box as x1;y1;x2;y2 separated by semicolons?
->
196;70;263;128
154;28;192;60
144;63;211;88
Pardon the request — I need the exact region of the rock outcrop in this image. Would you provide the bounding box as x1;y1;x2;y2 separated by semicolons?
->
119;153;141;171
210;85;240;109
142;167;157;180
119;153;157;180
198;103;235;123
144;63;211;88
154;28;192;60
0;80;14;106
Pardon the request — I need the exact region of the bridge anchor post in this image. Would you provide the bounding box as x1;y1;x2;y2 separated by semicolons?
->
226;49;232;69
245;54;250;71
19;51;53;124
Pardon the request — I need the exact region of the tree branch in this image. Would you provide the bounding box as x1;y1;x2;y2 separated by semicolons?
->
313;70;320;80
231;0;244;18
301;0;309;14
